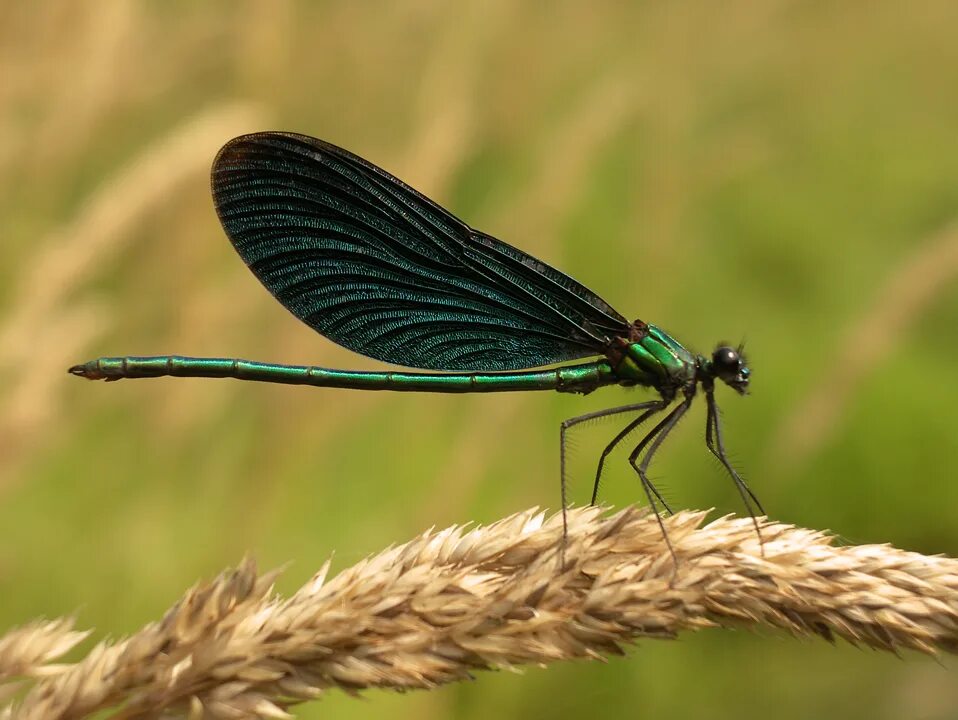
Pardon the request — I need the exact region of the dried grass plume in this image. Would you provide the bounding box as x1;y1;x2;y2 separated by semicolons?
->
3;506;957;719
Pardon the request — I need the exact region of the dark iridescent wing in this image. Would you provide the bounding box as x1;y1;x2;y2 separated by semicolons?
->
211;132;630;371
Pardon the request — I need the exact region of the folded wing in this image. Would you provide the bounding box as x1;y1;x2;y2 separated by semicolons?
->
211;132;629;371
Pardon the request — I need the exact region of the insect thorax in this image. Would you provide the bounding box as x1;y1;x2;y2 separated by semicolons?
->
608;322;697;389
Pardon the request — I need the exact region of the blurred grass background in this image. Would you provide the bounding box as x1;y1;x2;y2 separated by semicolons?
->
3;1;958;717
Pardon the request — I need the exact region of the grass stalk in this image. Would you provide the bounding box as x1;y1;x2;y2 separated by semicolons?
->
3;506;957;719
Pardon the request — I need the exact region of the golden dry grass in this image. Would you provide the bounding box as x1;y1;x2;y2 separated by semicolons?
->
3;506;957;719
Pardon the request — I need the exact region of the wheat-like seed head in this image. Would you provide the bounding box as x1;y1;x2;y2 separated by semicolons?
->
3;507;957;719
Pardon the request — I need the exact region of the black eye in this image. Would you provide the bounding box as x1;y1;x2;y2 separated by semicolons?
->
712;346;740;374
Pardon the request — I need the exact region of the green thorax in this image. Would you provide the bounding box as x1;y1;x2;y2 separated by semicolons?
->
612;323;697;389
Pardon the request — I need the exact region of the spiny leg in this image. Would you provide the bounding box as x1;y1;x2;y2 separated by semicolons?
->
558;401;664;555
705;389;764;512
627;397;693;566
589;401;669;506
705;387;765;546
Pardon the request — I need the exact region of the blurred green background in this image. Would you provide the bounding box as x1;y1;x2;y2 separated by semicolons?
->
3;1;958;717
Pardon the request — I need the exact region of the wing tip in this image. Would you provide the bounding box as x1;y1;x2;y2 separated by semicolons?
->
212;131;290;175
209;132;357;202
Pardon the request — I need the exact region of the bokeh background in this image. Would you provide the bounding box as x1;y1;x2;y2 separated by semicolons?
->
3;2;958;718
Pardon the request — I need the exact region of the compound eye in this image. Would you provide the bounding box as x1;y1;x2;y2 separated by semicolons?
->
712;346;740;375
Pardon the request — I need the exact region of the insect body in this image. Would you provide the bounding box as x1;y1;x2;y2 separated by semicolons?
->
70;132;763;554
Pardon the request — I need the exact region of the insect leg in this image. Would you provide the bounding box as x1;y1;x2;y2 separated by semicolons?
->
587;401;669;506
627;396;693;565
558;400;664;555
705;387;765;545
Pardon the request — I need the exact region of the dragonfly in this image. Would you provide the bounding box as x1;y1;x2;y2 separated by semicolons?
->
70;131;763;556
